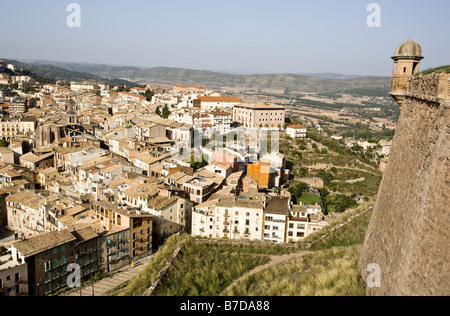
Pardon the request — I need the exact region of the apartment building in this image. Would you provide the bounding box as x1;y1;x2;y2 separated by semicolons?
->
233;103;286;129
92;201;153;260
0;116;37;139
118;92;146;103
286;205;329;242
0;251;29;296
6;98;27;116
6;191;49;236
183;177;217;205
191;190;266;241
9;227;99;296
263;197;290;243
98;227;130;274
144;192;192;246
135;122;167;142
70;82;100;92
38;168;58;188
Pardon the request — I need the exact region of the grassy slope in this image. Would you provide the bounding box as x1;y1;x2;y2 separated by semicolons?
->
418;65;450;76
110;200;373;297
225;245;365;296
224;202;374;296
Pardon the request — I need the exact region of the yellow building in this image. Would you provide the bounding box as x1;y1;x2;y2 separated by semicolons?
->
246;162;276;188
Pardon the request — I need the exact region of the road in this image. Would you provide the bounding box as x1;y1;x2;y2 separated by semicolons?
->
61;255;153;297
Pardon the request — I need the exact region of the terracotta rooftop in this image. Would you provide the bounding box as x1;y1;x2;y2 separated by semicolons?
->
147;195;178;210
198;96;241;103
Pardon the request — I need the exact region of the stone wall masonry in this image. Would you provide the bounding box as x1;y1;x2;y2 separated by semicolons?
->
359;74;450;296
406;73;450;103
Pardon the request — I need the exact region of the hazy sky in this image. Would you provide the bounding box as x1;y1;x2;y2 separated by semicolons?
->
1;0;449;76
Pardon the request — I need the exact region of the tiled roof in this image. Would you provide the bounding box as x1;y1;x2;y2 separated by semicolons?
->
264;197;290;216
12;230;77;258
147;196;178;210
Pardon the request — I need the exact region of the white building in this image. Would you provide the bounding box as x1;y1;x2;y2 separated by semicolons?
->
70;82;100;91
263;197;290;243
197;96;241;111
191;191;266;241
286;125;307;139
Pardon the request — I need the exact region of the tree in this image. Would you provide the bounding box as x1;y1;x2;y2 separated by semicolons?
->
0;139;9;147
326;194;357;213
319;188;330;215
162;105;171;119
155;106;161;116
288;182;309;204
144;89;154;102
317;170;334;183
190;154;208;170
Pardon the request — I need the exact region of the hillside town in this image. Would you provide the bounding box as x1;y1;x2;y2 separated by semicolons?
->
0;61;337;296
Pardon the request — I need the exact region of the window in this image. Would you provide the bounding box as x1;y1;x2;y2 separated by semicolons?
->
44;261;51;272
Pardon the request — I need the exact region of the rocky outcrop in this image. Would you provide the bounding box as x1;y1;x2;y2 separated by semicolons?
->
359;73;450;296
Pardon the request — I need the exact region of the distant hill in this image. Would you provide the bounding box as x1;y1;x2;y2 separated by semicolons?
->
22;60;392;97
295;72;366;80
3;59;140;87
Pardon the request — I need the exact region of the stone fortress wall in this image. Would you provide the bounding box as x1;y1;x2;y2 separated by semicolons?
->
359;72;449;296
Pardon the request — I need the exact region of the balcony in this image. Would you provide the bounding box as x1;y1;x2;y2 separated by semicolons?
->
223;229;230;233
265;218;285;224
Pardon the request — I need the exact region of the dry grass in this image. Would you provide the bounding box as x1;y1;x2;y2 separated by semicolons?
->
224;245;365;296
109;233;187;296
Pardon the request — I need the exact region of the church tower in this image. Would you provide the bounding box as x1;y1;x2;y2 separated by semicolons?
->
389;39;424;106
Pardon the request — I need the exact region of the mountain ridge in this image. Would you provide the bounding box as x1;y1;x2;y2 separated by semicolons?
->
3;59;392;96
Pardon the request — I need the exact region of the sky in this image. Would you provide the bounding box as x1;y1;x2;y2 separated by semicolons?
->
0;0;449;76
